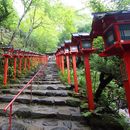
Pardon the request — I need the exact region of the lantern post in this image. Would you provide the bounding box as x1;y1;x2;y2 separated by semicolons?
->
60;45;65;75
27;52;31;71
78;33;96;111
2;45;13;86
13;49;19;80
18;50;23;75
91;10;130;114
57;47;61;70
64;40;71;84
70;34;79;93
24;51;27;72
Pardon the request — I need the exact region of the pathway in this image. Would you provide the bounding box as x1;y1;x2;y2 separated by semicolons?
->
0;60;91;130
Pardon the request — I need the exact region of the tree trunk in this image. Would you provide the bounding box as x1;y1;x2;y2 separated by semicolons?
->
95;72;113;102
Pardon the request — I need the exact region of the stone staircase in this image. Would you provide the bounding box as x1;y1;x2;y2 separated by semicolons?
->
0;61;91;130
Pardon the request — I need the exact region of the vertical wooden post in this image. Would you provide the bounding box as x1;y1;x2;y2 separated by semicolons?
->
3;57;8;86
84;54;95;111
24;58;27;71
122;51;130;115
72;54;78;93
66;55;71;84
13;57;17;80
61;55;64;75
27;57;30;70
18;58;22;74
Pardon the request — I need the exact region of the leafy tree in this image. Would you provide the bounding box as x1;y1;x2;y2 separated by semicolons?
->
0;0;10;23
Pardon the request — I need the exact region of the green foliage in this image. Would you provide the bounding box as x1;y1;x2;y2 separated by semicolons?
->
117;115;130;130
114;0;130;10
88;0;109;12
82;111;92;117
58;70;68;85
8;66;14;79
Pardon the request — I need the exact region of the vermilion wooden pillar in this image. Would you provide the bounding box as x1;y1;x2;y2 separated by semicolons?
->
122;51;130;114
61;55;65;75
24;58;27;71
59;55;61;71
18;58;22;74
3;57;9;85
123;80;130;114
13;57;17;80
66;55;71;84
27;57;30;70
84;54;95;110
72;54;78;93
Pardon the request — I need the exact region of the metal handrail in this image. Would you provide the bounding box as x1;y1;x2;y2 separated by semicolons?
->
3;65;45;130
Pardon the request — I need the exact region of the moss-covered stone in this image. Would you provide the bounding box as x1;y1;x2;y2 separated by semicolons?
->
66;99;80;107
87;113;124;130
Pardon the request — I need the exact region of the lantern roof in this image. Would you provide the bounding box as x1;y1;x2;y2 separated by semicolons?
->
1;44;14;52
61;44;64;48
72;33;79;37
64;40;71;44
72;33;80;42
91;10;130;38
78;32;90;39
64;40;71;48
78;32;89;36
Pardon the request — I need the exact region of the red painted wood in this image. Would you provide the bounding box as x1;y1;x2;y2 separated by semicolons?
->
13;58;17;80
123;80;130;115
66;55;71;84
18;58;22;74
4;65;44;112
72;54;78;93
3;57;8;86
27;57;30;70
84;54;95;111
123;51;130;115
24;58;27;71
61;55;64;75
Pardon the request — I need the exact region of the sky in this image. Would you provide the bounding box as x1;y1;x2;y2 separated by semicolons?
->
13;0;24;17
13;0;89;17
61;0;86;9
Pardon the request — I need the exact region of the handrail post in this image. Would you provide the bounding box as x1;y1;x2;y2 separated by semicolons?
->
8;103;13;130
30;82;32;103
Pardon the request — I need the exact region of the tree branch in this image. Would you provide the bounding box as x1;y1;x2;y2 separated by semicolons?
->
9;0;33;45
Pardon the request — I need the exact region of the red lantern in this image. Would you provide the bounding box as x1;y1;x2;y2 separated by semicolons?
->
91;10;130;114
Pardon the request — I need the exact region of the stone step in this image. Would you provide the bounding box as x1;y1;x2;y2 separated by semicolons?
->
0;103;82;120
0;116;91;130
22;80;61;84
20;78;60;82
1;89;73;97
8;84;68;90
0;95;80;107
